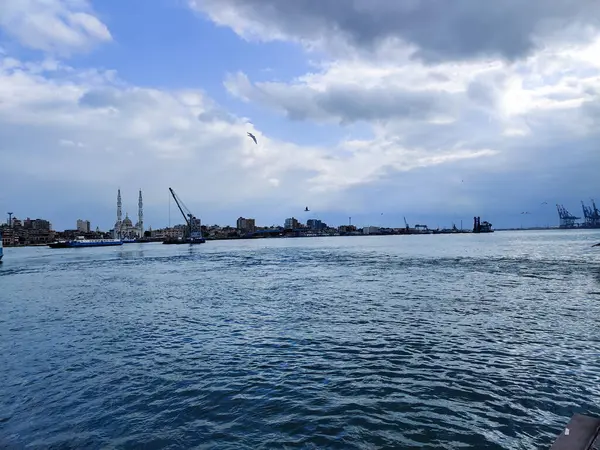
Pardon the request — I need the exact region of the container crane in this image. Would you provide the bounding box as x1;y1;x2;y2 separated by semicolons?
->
556;204;580;229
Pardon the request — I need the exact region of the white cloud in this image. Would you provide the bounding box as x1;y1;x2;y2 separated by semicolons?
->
59;138;85;147
0;0;111;55
214;28;600;225
0;54;501;229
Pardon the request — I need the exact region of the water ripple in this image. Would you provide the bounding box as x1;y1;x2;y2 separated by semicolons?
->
1;230;599;449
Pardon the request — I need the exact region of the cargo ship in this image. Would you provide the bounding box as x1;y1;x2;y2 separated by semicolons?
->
48;237;123;248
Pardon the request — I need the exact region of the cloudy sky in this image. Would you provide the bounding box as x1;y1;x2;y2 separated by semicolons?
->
0;0;598;231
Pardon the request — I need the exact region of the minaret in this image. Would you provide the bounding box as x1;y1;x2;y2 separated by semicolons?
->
117;189;122;223
138;189;144;238
114;189;123;239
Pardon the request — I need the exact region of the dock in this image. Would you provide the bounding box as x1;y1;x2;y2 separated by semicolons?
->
551;414;600;449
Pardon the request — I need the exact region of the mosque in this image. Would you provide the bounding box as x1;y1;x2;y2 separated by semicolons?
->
113;189;144;239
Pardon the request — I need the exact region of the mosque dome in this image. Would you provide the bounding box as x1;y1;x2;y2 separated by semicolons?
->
122;213;133;227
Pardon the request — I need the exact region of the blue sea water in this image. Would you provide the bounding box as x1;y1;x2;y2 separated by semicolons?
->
1;230;600;449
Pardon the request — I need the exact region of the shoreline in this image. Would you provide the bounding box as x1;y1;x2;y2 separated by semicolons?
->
3;227;599;248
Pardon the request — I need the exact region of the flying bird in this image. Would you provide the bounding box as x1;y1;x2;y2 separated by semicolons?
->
247;132;257;144
304;207;310;212
541;202;548;205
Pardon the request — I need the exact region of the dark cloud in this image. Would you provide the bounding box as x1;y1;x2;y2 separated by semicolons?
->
194;0;600;62
78;88;119;108
225;72;460;124
78;88;165;111
197;108;236;124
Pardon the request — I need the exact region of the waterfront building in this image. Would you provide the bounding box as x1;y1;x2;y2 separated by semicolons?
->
307;219;327;230
236;217;256;233
76;219;91;233
363;226;381;235
0;216;54;245
284;217;299;229
23;218;51;230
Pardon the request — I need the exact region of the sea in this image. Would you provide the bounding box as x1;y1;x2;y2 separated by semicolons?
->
1;230;599;449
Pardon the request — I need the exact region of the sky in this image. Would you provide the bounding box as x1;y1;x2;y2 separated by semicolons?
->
0;0;599;231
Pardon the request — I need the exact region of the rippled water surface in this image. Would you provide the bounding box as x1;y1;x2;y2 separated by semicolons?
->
1;230;600;449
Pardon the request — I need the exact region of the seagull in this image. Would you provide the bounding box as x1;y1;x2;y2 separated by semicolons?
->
541;202;548;205
247;132;257;144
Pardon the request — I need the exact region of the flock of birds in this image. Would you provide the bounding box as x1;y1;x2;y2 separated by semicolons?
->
521;202;548;215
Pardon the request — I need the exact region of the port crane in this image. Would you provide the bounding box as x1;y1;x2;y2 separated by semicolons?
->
166;187;205;244
556;204;580;229
582;199;600;228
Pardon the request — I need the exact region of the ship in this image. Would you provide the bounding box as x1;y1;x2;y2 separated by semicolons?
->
162;187;206;245
48;237;123;248
472;216;493;233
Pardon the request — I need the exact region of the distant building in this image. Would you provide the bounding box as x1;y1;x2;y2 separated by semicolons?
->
338;225;357;233
76;219;91;233
363;226;380;235
284;217;299;229
1;216;53;245
1;228;16;246
236;217;256;233
307;219;327;230
20;218;51;231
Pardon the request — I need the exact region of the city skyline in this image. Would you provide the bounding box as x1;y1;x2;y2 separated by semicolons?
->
3;197;598;233
0;1;599;231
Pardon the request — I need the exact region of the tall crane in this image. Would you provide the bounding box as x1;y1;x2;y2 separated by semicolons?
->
581;199;600;228
166;188;205;244
556;204;579;228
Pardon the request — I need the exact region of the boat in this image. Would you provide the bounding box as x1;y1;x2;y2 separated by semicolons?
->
472;216;493;233
551;413;600;449
48;237;123;248
163;236;206;245
162;187;206;245
432;224;469;234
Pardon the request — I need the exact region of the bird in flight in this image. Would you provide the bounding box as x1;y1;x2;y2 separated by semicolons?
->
305;207;310;212
541;202;548;205
247;132;257;144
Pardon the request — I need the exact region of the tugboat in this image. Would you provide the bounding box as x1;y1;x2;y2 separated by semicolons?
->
162;187;205;245
472;216;493;233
